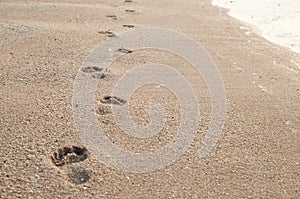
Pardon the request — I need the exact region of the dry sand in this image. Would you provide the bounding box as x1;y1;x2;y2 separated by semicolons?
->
1;0;299;198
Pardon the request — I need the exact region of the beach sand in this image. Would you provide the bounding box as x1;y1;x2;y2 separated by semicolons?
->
1;0;299;198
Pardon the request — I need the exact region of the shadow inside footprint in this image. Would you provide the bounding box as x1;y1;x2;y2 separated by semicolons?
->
81;66;102;73
67;167;91;185
106;14;117;20
92;73;105;79
100;96;126;105
117;47;133;54
97;30;116;37
125;9;135;13
81;66;105;79
51;146;89;167
123;24;135;28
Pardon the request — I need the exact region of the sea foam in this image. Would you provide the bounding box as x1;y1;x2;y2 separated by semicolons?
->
212;0;300;54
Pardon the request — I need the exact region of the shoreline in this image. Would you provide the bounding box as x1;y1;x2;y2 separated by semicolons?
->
211;0;300;54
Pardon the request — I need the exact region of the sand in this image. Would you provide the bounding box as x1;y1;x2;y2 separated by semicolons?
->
0;0;299;198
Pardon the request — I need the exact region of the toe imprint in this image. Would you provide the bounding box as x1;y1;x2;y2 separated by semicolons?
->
81;66;105;79
106;15;117;20
51;146;89;167
125;9;135;13
97;30;116;37
81;66;102;73
123;24;135;28
117;47;133;54
100;96;126;105
92;73;105;79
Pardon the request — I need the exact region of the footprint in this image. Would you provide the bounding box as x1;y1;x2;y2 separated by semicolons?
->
124;0;132;2
51;146;89;167
117;47;133;54
51;146;91;185
125;9;135;13
81;66;102;73
93;73;105;79
81;66;105;79
106;14;117;20
123;24;135;28
97;30;116;37
100;96;126;105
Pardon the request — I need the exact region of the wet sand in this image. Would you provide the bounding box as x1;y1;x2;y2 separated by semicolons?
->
0;0;299;198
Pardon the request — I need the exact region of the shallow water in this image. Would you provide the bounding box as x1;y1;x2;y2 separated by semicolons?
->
212;0;300;54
